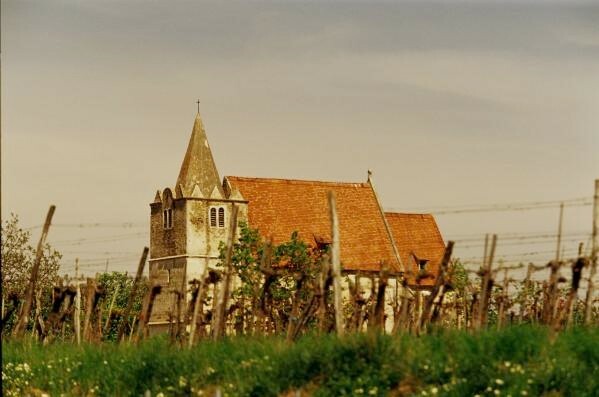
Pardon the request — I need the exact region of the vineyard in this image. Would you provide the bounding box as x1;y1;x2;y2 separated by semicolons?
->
2;184;599;397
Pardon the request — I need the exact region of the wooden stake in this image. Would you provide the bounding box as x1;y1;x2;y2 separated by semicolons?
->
212;205;238;340
373;266;389;330
74;259;81;345
188;273;206;348
477;234;497;329
497;268;509;329
286;272;307;341
103;283;120;334
420;241;455;330
82;278;100;342
117;247;149;342
12;205;56;337
556;202;564;262
543;260;561;325
554;258;585;331
317;257;332;333
328;192;344;336
137;283;161;342
584;179;599;325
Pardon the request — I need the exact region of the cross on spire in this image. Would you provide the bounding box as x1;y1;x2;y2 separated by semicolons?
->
196;99;200;114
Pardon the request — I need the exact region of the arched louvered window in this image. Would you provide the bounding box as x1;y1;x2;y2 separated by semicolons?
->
210;207;217;227
218;207;225;228
163;208;173;229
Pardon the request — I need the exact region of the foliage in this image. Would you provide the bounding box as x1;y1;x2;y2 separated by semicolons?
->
219;222;325;334
3;326;598;396
96;272;148;341
1;214;62;332
1;213;62;297
447;259;468;292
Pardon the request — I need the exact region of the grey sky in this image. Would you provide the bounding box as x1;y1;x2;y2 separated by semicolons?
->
2;0;598;276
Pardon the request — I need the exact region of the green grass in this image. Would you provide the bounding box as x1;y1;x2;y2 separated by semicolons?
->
3;326;599;396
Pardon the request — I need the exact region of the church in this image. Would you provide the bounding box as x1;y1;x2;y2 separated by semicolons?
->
147;111;446;330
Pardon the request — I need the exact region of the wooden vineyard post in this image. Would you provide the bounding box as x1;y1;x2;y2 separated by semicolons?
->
103;283;120;334
212;204;238;340
420;241;454;330
12;205;56;337
373;266;390;330
317;256;332;334
188;272;207;348
476;234;497;329
255;240;273;335
554;258;585;331
328;192;344;336
129;317;138;342
286;271;307;341
497;268;509;329
74;259;81;344
520;264;533;323
556;202;564;262
82;278;95;342
117;247;149;342
543;260;561;325
136;283;161;343
584;179;599;325
393;278;410;333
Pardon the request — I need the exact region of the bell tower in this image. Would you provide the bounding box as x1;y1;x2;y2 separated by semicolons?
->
148;110;247;331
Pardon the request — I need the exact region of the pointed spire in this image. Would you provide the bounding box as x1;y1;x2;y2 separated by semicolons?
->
176;111;224;198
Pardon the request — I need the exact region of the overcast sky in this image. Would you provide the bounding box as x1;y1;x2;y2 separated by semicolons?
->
2;0;598;276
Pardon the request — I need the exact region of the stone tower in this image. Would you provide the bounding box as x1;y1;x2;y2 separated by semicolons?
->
148;112;247;330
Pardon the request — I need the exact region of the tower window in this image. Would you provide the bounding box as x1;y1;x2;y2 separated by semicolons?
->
418;259;428;271
210;208;217;227
163;208;173;229
218;207;225;228
210;206;225;228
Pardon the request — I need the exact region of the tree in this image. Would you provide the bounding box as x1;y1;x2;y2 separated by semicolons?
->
1;213;61;299
219;222;324;335
1;213;62;331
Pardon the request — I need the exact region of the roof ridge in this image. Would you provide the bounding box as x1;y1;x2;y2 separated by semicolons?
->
385;212;434;217
226;175;368;187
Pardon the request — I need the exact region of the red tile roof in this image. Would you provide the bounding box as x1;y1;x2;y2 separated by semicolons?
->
385;213;446;287
225;176;446;286
226;176;400;272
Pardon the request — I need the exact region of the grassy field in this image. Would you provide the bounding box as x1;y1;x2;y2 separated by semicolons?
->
3;326;599;397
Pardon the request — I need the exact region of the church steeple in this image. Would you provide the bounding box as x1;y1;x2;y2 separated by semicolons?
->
176;111;224;197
